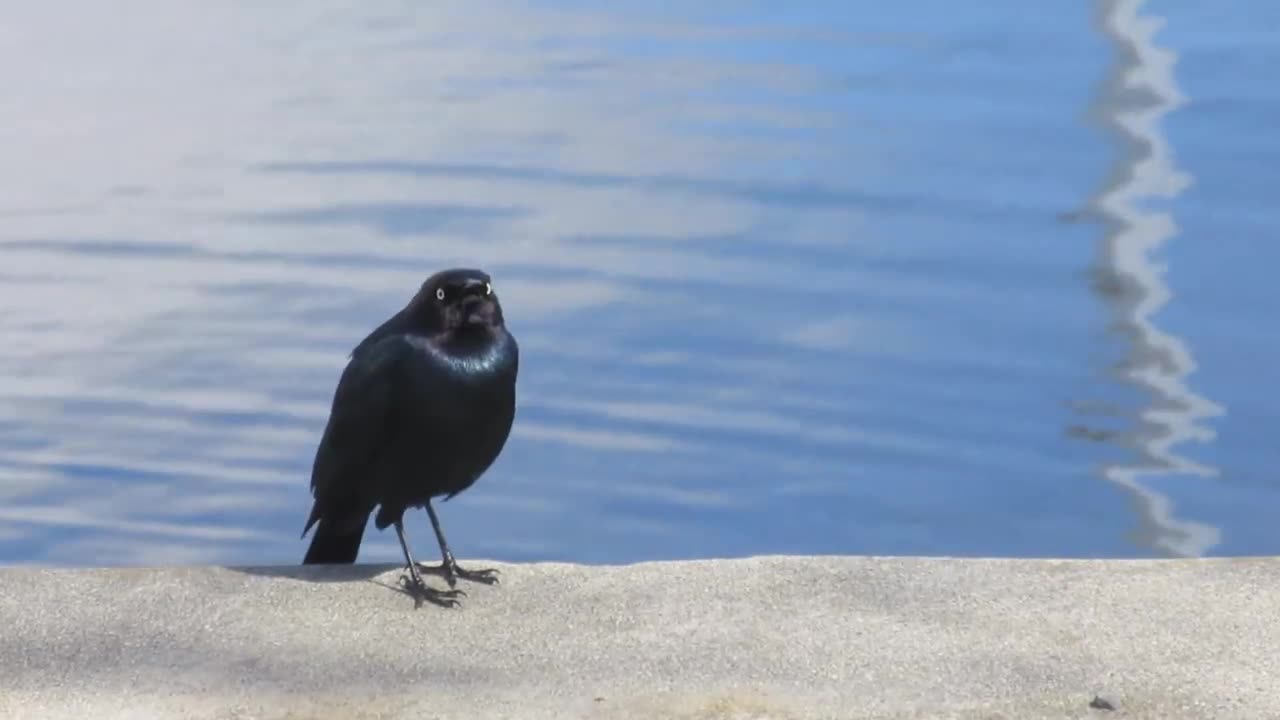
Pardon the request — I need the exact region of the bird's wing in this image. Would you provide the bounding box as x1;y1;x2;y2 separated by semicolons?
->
305;334;413;526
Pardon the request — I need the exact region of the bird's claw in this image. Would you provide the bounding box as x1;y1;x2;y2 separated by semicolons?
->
456;566;501;586
416;562;501;588
397;572;466;609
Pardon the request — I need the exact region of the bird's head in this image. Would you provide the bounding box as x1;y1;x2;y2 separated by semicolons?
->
410;268;506;339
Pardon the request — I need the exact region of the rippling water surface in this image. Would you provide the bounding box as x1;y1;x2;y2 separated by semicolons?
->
2;0;1278;567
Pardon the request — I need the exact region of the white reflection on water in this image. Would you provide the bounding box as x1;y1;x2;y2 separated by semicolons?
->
1087;0;1225;556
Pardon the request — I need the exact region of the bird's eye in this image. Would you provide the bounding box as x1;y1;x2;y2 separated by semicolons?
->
485;282;492;295
435;288;445;301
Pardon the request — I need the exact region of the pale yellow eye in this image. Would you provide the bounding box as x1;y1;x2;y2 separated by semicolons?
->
435;288;445;301
485;282;492;295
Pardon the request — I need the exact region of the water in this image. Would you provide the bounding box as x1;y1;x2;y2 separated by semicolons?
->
1;0;1277;568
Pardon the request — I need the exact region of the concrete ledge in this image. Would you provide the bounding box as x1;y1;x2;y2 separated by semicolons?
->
1;555;1276;719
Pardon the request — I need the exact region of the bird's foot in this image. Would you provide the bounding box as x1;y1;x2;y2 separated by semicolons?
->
397;570;466;609
416;560;501;589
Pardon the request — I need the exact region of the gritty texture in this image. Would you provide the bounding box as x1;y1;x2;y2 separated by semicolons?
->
0;556;1276;719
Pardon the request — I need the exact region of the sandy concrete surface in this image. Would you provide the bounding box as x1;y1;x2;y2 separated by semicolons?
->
0;555;1275;719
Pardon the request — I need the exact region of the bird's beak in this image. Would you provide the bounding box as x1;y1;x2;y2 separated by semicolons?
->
460;296;486;325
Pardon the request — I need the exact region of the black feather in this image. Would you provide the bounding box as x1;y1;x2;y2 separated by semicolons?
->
299;268;518;607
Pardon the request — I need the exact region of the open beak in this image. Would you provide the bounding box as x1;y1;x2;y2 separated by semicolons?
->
460;296;486;326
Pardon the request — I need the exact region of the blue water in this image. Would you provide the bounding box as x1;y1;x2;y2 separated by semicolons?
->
1;0;1277;568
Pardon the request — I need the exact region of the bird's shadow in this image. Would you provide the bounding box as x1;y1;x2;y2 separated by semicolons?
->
230;563;429;603
233;562;399;583
231;561;505;609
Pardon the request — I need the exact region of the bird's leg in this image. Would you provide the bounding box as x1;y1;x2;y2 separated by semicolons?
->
415;500;500;588
393;519;464;609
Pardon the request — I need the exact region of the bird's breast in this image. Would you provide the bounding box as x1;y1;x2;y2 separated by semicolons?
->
399;332;516;439
406;331;517;381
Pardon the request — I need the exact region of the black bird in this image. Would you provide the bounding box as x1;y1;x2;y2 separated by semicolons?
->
300;268;518;608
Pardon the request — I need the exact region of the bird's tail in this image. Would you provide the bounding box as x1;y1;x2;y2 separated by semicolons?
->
302;514;368;564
